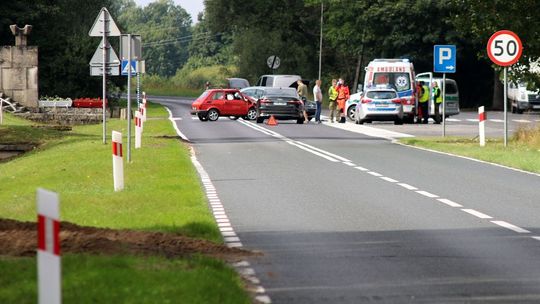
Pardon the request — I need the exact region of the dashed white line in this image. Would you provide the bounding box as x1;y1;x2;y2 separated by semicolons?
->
225;236;241;242
513;119;531;123
380;176;398;183
355;166;369;171
490;119;504;123
467;119;479;122
367;171;383;177
256;295;272;304
343;162;356;167
221;231;237;237
532;237;540;241
398;183;418;190
437;198;463;207
227;242;243;248
491;221;531;233
461;209;493;219
416;190;439;198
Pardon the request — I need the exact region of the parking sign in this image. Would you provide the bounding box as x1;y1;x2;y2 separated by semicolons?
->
434;45;456;73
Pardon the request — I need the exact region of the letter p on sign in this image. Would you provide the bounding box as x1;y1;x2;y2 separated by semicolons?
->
439;48;452;64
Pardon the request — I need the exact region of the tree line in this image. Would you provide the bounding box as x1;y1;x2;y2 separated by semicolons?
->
1;0;539;108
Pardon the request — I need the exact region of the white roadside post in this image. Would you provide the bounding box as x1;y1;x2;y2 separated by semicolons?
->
112;131;124;191
479;106;486;146
0;98;3;125
141;91;147;122
37;188;61;304
135;111;142;149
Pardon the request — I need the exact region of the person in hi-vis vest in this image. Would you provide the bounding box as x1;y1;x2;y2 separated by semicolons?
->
432;81;442;124
418;81;430;124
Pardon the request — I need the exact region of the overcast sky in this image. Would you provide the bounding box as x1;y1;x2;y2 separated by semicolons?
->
133;0;205;23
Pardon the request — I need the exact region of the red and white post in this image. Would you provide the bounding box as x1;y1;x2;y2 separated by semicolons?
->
134;111;142;149
141;91;147;122
37;188;61;304
112;131;124;191
479;106;486;147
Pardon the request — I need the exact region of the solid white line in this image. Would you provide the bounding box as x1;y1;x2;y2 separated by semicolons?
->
367;171;383;177
416;190;438;198
445;118;461;122
532;236;540;241
398;183;418;190
238;120;274;136
287;141;339;162
165;107;190;141
355;166;369;171
513;119;531;123
380;176;398;183
437;198;463;207
343;162;356;167
467;119;479;122
461;209;492;219
293;141;351;162
491;221;530;233
490;119;504;123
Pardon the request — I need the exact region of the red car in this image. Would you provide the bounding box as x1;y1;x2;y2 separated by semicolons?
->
191;89;258;121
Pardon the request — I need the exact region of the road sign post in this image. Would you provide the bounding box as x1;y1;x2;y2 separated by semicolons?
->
487;30;523;147
434;45;456;137
89;7;121;144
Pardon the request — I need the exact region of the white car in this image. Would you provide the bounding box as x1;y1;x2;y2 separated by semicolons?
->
355;88;403;125
508;82;540;114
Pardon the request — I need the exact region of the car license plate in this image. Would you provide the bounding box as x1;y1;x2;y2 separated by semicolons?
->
275;102;286;105
375;103;388;107
533;105;540;109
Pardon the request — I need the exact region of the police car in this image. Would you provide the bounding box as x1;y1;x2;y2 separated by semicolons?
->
354;86;404;125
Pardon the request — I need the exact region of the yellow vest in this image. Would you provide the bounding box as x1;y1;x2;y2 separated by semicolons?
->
328;86;338;101
420;85;430;103
433;87;442;103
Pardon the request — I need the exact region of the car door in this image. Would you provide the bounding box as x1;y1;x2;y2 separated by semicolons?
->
227;92;249;115
210;91;226;113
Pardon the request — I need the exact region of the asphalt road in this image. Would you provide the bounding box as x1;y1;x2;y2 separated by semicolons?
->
153;95;540;303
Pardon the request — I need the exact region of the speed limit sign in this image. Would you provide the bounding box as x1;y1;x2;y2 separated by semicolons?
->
487;30;522;66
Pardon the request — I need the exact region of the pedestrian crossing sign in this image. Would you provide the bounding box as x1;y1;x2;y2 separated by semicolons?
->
121;60;137;76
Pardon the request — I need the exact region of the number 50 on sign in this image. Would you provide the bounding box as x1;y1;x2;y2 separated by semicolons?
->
487;30;523;67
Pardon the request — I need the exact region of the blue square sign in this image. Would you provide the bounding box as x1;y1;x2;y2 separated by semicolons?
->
434;45;456;73
121;60;137;76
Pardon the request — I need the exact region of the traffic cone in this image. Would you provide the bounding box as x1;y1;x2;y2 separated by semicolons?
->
266;115;278;126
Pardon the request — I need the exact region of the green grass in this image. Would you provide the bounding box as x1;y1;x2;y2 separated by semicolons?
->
0;106;250;303
400;135;540;173
0;255;250;304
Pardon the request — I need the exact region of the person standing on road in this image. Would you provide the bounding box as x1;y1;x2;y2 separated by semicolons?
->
313;79;323;123
432;81;442;124
418;81;430;124
297;79;309;123
328;79;338;123
337;78;350;123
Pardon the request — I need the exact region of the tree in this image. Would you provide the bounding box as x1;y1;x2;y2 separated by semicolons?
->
118;0;192;77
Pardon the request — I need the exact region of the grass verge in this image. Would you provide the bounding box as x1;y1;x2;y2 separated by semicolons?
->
0;106;250;303
400;131;540;174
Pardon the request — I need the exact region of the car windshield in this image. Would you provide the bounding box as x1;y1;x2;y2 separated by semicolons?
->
263;88;298;98
198;91;210;99
229;79;249;89
366;91;397;99
445;82;458;94
373;72;411;92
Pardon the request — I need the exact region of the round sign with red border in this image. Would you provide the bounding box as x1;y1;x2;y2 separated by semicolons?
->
487;30;523;66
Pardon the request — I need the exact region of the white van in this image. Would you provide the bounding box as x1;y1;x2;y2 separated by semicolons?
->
255;75;301;88
416;72;460;117
508;82;540;114
362;59;417;123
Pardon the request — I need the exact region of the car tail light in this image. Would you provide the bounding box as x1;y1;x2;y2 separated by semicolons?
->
288;100;302;105
361;98;372;104
260;99;271;104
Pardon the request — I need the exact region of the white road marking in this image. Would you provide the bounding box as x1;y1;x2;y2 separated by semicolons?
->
367;171;383;177
343;162;356;167
214;215;228;219
532;237;540;241
324;121;414;140
513;119;531;123
233;261;250;267
398;183;418;190
380;176;398;183
165;107;190;141
218;222;231;228
219;227;234;232
490;119;504;123
287;141;339;162
467;119;479;122
490;221;530;233
445;118;461;122
255;295;272;304
437;198;462;207
416;190;439;198
221;231;237;237
225;236;241;242
227;242;243;248
216;219;230;223
254;286;266;294
355;166;369;171
239;268;256;276
461;209;492;219
293;141;351;162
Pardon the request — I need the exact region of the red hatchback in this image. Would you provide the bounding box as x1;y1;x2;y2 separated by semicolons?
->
191;89;258;121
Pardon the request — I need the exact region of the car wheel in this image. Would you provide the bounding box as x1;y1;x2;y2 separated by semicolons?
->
347;105;356;120
394;119;403;125
358;119;364;125
246;108;257;120
197;113;208;121
404;115;414;124
207;109;219;121
297;118;304;124
229;116;239;120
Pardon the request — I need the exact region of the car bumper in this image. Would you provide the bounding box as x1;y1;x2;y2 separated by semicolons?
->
190;109;208;115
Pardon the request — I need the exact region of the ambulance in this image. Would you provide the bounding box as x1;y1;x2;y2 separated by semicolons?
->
363;59;417;123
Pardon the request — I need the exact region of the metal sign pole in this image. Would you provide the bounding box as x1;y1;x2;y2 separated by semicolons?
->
102;11;108;144
127;34;132;162
442;73;446;137
137;71;140;107
318;2;323;80
503;67;508;147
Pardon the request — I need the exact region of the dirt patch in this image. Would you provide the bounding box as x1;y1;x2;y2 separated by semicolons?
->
0;218;254;261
